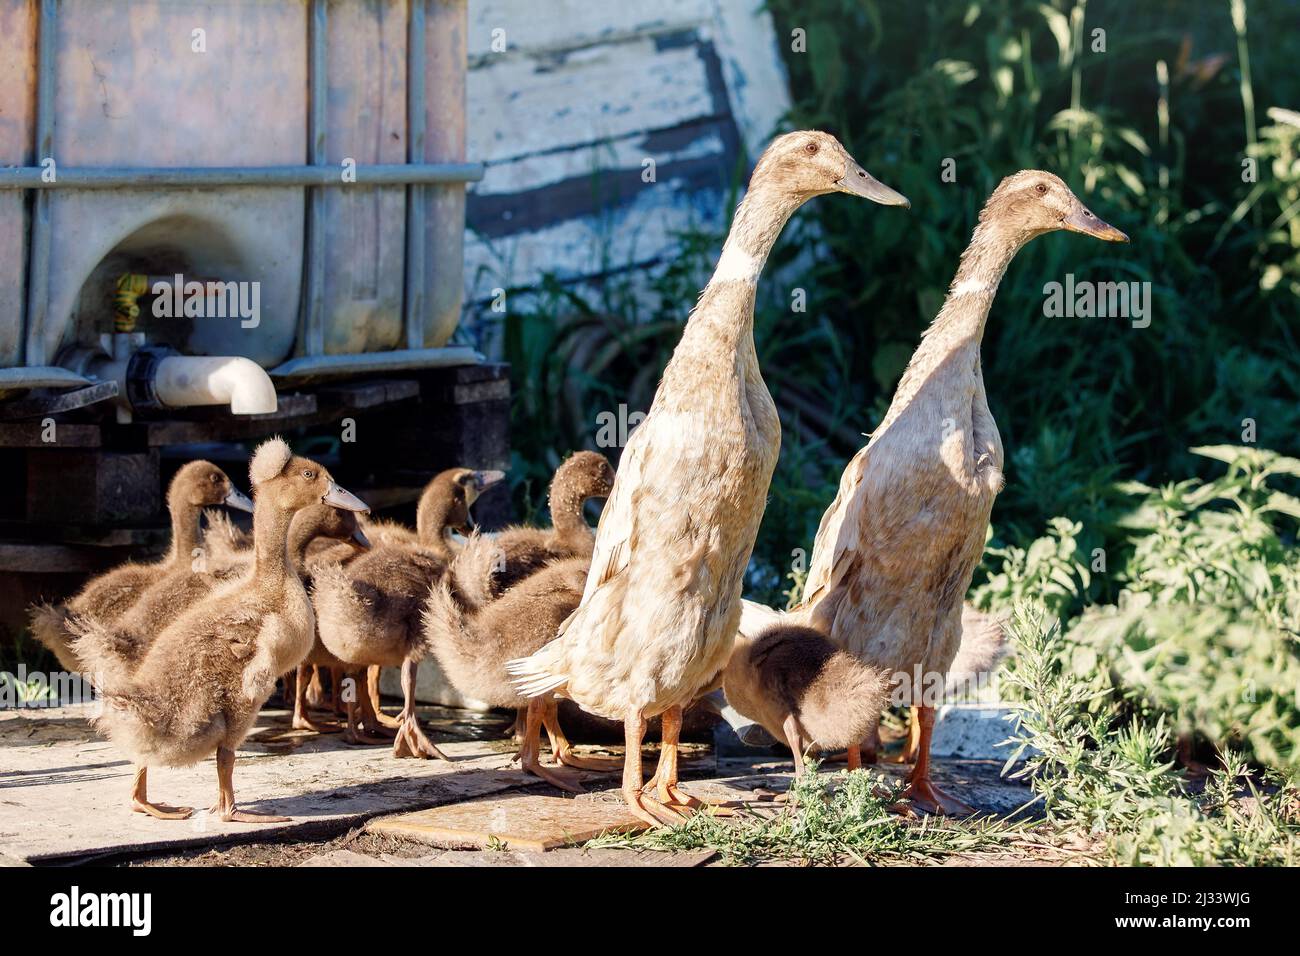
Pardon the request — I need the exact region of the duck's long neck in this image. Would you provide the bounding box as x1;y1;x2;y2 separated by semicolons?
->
286;511;318;571
166;497;203;566
252;498;295;589
416;494;456;561
885;221;1020;416
682;183;802;351
549;481;591;545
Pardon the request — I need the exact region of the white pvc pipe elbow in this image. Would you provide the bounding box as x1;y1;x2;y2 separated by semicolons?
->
152;355;278;415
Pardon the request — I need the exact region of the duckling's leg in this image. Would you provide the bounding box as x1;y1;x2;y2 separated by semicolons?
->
518;697;584;793
861;725;880;764
365;666;403;730
212;747;290;824
305;666;327;709
292;664;341;733
622;713;686;827
781;714;807;778
130;766;192;820
391;658;451;760
902;705;974;816
540;700;623;771
343;669;390;746
329;667;346;716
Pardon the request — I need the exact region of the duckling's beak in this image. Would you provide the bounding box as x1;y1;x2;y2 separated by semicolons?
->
836;160;910;208
224;487;255;513
474;469;506;490
350;526;372;550
322;481;369;514
1062;203;1129;242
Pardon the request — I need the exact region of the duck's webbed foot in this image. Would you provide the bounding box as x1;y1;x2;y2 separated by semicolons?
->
901;775;974;816
211;747;290;824
392;712;451;761
517;697;584;792
130;767;192;820
539;700;622;772
365;666;403;731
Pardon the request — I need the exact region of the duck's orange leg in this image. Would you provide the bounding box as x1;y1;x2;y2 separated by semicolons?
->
212;747;290;824
540;700;622;772
292;663;341;733
391;659;451;760
342;669;389;745
365;666;403;730
622;713;685;826
517;697;584;793
130;766;192;820
902;705;973;816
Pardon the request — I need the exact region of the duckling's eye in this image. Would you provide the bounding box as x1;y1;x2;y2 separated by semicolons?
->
1034;183;1048;195
805;142;819;154
301;469;315;480
209;473;221;484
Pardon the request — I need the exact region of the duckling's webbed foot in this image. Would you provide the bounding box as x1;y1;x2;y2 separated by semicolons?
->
392;713;451;761
390;659;451;760
212;747;290;824
292;664;343;733
513;697;583;792
540;699;622;772
130;766;193;821
365;666;403;730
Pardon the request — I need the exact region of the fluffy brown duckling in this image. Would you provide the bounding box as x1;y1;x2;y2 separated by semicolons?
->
68;438;368;822
453;451;614;608
30;460;254;673
423;542;620;792
312;466;503;758
722;611;891;777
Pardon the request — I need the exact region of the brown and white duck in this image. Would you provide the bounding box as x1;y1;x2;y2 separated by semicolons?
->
508;130;910;826
68;438;368;822
311;467;502;758
30;460;253;673
796;171;1126;813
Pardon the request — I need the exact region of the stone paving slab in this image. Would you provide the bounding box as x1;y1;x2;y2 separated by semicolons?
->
367;793;650;851
0;704;576;864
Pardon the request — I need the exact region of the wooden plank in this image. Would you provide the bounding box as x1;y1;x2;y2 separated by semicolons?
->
467;34;718;163
317;379;421;410
0;422;102;448
468;0;709;60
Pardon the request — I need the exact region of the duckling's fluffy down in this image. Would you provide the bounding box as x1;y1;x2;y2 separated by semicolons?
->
730;618;891;751
29;603;79;673
250;437;292;486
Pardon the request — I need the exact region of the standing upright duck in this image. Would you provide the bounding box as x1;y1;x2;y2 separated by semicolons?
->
509;131;910;826
797;171;1127;813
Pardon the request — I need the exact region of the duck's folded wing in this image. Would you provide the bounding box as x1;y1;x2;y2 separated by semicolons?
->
575;418;651;606
800;444;871;609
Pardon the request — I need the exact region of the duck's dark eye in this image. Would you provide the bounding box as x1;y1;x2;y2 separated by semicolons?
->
209;473;221;484
805;142;818;154
1035;183;1048;195
302;469;314;480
